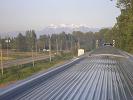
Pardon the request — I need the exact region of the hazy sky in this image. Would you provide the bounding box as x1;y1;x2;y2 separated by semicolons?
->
0;0;120;33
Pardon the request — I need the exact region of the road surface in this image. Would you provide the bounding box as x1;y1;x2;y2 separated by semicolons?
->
2;55;53;68
0;46;133;100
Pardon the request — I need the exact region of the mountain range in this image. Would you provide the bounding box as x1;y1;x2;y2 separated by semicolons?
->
39;24;100;35
0;24;100;38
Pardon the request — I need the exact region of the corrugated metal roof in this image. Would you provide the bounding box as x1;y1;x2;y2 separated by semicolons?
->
0;47;133;100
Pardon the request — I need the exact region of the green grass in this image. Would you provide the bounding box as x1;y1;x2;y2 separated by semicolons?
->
0;52;73;86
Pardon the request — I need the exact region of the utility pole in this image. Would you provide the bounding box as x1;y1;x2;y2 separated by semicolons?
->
56;38;59;55
70;36;73;51
77;38;80;49
49;35;52;62
96;40;99;48
5;39;10;60
70;35;74;57
66;40;68;51
30;32;35;67
60;40;62;51
32;46;35;67
44;42;45;50
35;39;38;56
0;44;3;76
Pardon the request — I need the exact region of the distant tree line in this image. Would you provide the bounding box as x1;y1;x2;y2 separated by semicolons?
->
0;27;127;53
0;30;98;52
0;30;37;52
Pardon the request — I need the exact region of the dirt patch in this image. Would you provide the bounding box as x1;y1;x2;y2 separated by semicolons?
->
0;80;17;88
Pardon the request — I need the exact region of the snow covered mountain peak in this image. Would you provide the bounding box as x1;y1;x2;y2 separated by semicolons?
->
47;24;90;29
40;24;100;35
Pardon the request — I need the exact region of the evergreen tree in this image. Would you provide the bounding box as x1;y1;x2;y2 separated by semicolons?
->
16;33;27;51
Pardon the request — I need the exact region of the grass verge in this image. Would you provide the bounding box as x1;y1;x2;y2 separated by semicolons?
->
0;52;73;87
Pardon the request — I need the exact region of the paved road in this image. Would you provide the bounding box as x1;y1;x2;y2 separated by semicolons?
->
0;46;133;100
2;55;53;68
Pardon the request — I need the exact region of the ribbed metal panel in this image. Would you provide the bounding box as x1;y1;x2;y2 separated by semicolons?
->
1;47;133;100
